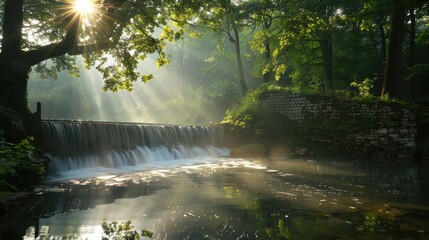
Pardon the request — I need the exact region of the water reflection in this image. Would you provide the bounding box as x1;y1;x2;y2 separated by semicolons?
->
32;157;429;239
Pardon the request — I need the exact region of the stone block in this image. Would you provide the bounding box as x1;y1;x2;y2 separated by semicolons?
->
379;128;388;134
260;92;418;159
399;129;409;134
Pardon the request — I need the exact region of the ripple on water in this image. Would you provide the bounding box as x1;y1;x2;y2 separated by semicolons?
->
21;158;429;239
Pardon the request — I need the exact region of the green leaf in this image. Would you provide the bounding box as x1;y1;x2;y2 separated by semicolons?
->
141;74;154;83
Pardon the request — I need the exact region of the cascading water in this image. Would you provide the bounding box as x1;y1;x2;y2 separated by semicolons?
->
41;120;229;177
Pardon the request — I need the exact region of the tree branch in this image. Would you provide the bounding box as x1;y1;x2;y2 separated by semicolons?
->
23;14;81;65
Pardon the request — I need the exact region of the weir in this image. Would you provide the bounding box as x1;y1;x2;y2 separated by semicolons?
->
40;120;229;174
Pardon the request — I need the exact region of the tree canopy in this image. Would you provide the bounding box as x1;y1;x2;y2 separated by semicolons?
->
1;0;196;89
1;0;429;118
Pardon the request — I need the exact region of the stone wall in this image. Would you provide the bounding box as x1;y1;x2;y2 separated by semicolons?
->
260;91;418;159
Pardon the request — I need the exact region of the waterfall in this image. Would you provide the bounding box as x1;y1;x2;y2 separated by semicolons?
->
41;120;229;174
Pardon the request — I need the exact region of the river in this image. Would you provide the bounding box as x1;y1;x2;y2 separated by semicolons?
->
13;120;429;239
24;155;429;239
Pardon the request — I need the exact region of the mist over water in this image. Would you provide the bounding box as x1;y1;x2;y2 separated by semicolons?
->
41;120;230;180
46;149;231;181
27;34;258;125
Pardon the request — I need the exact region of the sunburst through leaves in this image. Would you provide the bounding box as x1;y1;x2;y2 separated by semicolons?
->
72;0;96;16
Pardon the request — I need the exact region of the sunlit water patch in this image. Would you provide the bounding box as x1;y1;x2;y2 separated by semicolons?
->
21;157;429;239
46;145;230;181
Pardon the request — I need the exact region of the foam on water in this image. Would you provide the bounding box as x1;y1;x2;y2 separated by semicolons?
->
46;146;230;181
41;120;230;180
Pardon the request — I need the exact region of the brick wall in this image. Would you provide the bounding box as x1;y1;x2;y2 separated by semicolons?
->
260;91;418;159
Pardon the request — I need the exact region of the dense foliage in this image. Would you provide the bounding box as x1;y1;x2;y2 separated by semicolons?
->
1;0;428;125
0;137;47;199
222;83;296;138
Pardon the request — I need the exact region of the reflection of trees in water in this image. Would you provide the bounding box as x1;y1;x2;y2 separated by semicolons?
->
40;178;170;217
359;160;428;204
201;160;429;239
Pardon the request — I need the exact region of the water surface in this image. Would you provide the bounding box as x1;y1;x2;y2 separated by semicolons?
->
32;156;429;239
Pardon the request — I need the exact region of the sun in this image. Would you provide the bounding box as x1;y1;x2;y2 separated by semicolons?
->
73;0;96;15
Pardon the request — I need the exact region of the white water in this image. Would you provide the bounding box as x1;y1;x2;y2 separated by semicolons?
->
41;120;230;181
47;145;230;181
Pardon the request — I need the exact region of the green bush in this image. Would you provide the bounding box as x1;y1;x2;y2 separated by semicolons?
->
222;98;286;137
0;137;47;198
350;78;374;98
222;83;304;147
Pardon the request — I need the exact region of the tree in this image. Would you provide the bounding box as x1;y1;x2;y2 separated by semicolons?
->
353;0;391;94
243;0;276;83
197;0;250;97
381;0;406;97
249;0;342;93
0;0;191;116
1;0;79;113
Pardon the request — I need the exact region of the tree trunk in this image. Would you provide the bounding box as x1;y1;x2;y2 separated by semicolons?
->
409;7;415;67
1;0;24;56
0;58;31;113
1;0;29;113
0;56;38;143
262;20;273;83
320;32;333;94
372;23;387;96
179;40;186;98
407;6;416;97
232;27;247;97
222;0;247;96
382;0;406;98
379;24;387;65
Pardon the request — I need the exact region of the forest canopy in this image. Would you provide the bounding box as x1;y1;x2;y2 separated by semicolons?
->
1;0;429;120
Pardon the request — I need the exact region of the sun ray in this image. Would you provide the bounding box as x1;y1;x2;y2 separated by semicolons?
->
73;0;95;15
73;0;96;15
60;0;101;24
54;0;110;56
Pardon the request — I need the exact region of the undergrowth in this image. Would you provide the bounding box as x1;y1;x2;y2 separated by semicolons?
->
0;137;47;201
